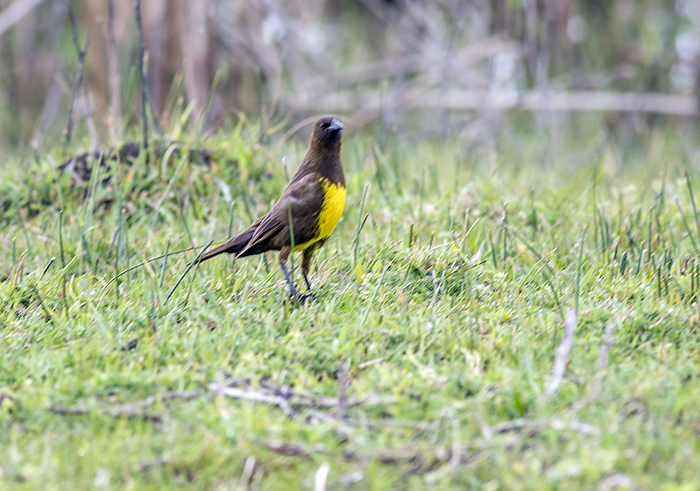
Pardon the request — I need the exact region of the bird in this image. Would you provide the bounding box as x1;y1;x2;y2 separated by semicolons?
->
191;116;346;301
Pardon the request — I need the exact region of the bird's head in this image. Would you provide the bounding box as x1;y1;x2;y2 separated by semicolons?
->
311;116;344;149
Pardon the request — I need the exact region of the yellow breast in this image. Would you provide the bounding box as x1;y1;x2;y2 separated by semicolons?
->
294;178;346;251
317;179;346;239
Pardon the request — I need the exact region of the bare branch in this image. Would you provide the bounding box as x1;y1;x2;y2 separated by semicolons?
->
300;90;698;123
106;0;121;138
71;10;99;151
65;7;89;144
302;39;518;96
32;0;68;146
135;0;149;154
0;0;47;36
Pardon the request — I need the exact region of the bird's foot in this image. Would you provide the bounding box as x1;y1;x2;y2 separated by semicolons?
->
298;290;317;303
280;262;316;305
286;290;316;305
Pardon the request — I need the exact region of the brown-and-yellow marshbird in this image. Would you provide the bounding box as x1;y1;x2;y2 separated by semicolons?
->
191;116;346;300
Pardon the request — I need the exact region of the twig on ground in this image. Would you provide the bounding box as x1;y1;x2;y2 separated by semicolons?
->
619;399;651;423
344;447;426;465
239;456;256;489
303;404;435;434
136;458;171;472
49;404;163;423
257;437;485;476
341;417;436;432
314;462;331;491
358;356;386;369
49;391;205;425
257;438;427;465
493;417;600;436
299;392;396;408
211;380;396;411
211;379;408;440
111;390;207;411
253;413;596;470
256;439;317;457
211;385;294;418
540;309;578;403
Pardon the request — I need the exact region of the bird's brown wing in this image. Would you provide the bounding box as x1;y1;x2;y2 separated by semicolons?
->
238;172;324;257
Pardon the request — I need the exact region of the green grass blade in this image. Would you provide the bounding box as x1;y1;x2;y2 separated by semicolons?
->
165;241;214;306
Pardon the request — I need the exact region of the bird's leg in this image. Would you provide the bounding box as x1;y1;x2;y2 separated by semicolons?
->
278;260;299;300
301;250;314;291
300;242;322;301
299;272;315;303
278;247;300;301
302;271;313;291
299;268;316;303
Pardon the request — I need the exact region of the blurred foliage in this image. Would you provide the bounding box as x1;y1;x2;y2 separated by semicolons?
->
0;0;699;154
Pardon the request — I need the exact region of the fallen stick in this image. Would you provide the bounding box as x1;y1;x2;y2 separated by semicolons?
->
49;404;163;423
209;382;397;411
539;309;578;403
212;386;294;417
494;417;600;436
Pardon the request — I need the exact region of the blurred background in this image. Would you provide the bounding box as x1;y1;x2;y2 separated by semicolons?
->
0;0;699;160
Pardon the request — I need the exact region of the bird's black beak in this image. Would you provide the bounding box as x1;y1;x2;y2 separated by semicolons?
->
328;118;344;132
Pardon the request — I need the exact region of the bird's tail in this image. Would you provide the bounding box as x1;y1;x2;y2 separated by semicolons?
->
189;230;254;265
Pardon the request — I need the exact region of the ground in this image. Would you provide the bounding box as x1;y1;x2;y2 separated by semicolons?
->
1;121;700;490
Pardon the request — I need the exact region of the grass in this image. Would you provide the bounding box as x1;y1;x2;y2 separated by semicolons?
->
1;117;700;489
